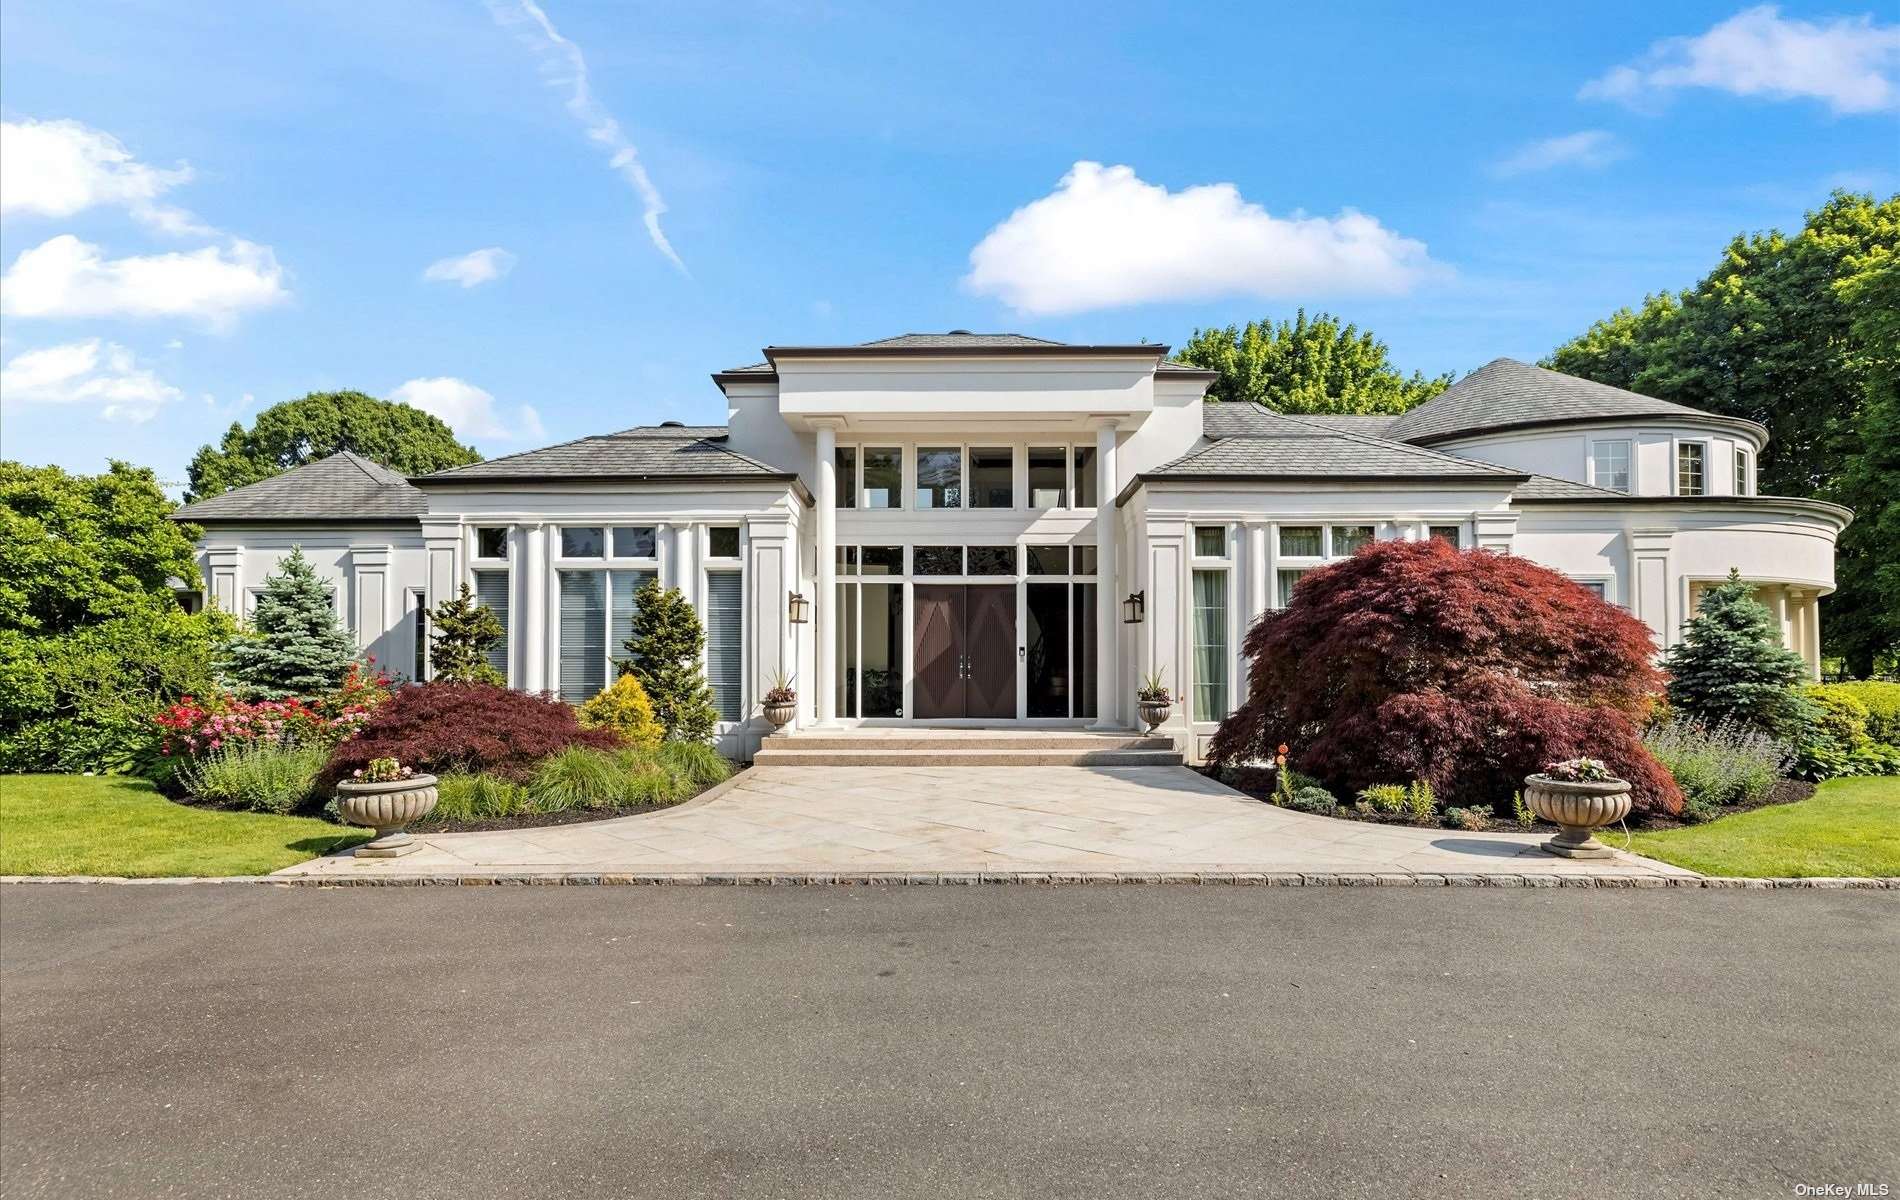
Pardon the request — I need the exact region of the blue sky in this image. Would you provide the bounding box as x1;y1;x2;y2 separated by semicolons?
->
2;0;1896;487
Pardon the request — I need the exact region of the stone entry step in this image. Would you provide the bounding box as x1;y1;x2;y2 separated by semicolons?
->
753;729;1183;767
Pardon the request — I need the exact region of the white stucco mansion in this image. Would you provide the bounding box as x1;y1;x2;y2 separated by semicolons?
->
174;332;1849;760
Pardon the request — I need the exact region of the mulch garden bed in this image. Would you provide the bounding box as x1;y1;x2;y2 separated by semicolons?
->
1200;766;1819;835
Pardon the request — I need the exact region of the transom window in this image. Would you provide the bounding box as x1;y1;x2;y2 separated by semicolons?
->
970;448;1013;508
1428;525;1462;547
560;526;605;558
1193;526;1227;558
1677;442;1706;496
862;447;901;509
474;526;509;560
1275;522;1383;606
1591;440;1632;494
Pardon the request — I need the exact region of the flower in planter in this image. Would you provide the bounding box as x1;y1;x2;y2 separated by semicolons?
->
1541;757;1618;783
1137;669;1171;704
354;757;415;783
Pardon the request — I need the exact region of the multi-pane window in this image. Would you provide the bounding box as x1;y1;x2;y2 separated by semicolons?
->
704;571;743;722
472;571;511;682
915;447;962;508
555;526;661;701
1073;446;1098;507
1677;442;1706;496
410;589;429;682
862;447;901;508
835;447;857;509
1734;447;1750;496
1192;570;1228;721
970;448;1013;508
1027;447;1067;507
1331;525;1374;556
1591;441;1631;493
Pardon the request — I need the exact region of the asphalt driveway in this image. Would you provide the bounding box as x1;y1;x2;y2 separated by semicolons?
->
3;884;1895;1198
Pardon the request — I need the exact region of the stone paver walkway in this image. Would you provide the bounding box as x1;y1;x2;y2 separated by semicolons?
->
278;766;1693;881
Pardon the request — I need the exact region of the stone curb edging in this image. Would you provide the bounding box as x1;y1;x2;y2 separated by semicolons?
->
5;872;1897;889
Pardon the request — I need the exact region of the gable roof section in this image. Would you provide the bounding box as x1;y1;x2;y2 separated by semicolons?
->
1144;434;1528;484
170;451;427;524
412;425;800;490
1383;358;1766;446
1201;404;1400;439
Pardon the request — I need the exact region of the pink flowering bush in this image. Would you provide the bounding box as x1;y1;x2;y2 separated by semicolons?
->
151;660;393;760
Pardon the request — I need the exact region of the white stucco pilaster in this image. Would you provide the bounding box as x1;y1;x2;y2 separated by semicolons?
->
747;515;795;734
348;545;392;652
1629;528;1675;651
205;546;244;615
1090;419;1120;729
522;522;548;692
813;421;840;725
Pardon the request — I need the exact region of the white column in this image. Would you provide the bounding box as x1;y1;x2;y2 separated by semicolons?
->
1091;420;1119;729
522;523;548;692
673;524;698;608
1804;594;1822;680
814;422;839;725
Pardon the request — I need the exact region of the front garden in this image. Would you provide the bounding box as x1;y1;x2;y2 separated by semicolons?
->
1207;541;1900;875
0;523;740;875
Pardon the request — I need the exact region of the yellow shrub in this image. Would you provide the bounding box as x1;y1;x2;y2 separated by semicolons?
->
578;674;663;751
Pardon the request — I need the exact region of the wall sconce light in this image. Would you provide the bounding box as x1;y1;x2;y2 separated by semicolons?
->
788;591;811;625
1122;591;1145;624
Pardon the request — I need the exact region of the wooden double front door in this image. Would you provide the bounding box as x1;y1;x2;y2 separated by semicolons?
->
912;585;1016;719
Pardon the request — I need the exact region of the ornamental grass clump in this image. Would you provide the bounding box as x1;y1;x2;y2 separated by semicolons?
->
429;773;529;822
1208;538;1681;818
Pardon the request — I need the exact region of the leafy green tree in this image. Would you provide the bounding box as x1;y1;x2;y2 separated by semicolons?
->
1825;248;1900;678
186;390;481;500
220;547;358;699
0;461;202;634
426;584;506;685
621;579;717;743
1663;571;1812;738
1177;310;1452;413
0;461;231;772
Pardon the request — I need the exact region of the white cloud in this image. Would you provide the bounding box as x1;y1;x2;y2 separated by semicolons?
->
0;117;213;236
488;0;686;273
1492;130;1628;177
962;162;1437;315
423;247;518;288
0;338;182;423
0;234;289;330
1582;5;1900;114
390;376;545;442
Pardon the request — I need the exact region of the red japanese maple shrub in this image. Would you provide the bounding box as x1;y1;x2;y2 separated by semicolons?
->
317;682;619;788
1208;538;1681;817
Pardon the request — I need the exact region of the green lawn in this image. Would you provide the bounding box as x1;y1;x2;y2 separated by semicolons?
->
0;774;366;878
1622;776;1900;878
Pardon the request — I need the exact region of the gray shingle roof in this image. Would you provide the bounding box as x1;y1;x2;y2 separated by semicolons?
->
1513;474;1628;500
1145;432;1527;483
413;426;792;484
1201;405;1400;439
171;451;427;524
857;332;1066;348
1383;358;1763;445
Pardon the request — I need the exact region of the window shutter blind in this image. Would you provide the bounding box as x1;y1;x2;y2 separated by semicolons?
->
472;571;511;680
705;571;743;722
558;571;605;703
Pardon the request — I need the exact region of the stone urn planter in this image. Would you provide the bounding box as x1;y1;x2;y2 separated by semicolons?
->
1138;698;1172;734
334;774;439;858
762;699;796;729
1524;773;1632;860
